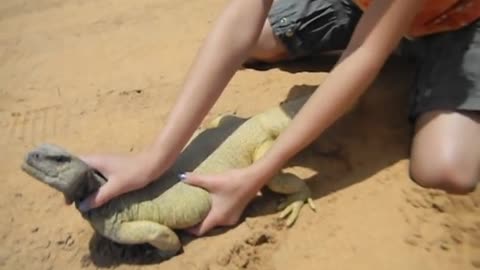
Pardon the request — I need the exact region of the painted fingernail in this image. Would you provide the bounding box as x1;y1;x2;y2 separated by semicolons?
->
178;173;187;181
78;200;89;212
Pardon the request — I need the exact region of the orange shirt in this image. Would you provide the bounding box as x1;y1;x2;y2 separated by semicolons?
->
353;0;480;38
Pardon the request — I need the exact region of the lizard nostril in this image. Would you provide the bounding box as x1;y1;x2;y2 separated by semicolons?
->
32;153;40;160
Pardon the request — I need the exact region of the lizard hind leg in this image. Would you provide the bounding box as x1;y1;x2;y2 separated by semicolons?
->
111;221;182;257
206;114;239;129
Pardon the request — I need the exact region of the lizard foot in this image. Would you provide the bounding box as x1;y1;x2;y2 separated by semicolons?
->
277;194;316;227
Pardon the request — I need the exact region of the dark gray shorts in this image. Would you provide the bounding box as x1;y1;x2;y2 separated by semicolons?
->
269;0;480;118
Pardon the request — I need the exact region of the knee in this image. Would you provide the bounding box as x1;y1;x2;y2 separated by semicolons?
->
409;155;477;194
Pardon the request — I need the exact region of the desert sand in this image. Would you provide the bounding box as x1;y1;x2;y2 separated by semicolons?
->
1;1;479;269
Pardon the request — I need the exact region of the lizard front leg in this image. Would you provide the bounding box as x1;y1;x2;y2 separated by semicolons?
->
252;140;316;227
267;173;316;226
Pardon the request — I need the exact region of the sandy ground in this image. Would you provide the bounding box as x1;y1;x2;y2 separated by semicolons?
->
1;0;479;269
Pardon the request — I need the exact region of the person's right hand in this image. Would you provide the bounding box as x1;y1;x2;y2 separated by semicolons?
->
75;151;164;212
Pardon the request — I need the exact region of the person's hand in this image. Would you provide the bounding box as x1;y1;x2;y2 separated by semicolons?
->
75;151;165;212
181;167;267;236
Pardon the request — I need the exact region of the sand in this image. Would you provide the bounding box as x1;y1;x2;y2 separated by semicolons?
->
1;0;479;269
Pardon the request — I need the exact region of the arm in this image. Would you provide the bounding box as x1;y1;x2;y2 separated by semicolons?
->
251;0;425;187
79;0;273;210
145;0;274;177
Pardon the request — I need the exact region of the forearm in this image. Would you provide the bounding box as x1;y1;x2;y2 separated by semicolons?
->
145;0;273;176
251;49;384;187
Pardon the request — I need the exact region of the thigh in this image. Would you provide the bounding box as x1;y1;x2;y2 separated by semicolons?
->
249;16;290;62
410;110;480;193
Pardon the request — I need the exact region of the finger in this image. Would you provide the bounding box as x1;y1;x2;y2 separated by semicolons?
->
78;180;122;212
186;214;219;236
181;172;218;191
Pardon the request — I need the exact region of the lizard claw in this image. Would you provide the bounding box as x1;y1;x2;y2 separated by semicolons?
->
277;196;316;227
278;201;303;227
308;198;316;212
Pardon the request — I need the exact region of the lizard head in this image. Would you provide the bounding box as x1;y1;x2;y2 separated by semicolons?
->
21;144;104;202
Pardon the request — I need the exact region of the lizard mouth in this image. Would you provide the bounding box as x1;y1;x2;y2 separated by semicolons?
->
21;151;60;179
21;161;48;179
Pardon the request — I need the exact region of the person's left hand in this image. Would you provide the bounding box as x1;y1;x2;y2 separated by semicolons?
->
181;167;267;236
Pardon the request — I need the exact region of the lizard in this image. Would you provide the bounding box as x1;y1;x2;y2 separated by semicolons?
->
21;94;315;256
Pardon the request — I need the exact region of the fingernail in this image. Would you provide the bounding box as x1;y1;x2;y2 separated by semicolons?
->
178;173;187;181
78;200;89;212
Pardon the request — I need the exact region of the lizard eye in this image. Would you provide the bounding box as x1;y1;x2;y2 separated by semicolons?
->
49;155;71;163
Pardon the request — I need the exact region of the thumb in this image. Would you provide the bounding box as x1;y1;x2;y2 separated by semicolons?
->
186;213;219;236
78;180;121;212
181;172;218;191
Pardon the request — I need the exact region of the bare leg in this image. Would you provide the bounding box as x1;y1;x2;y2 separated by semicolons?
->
410;110;480;194
248;18;289;63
